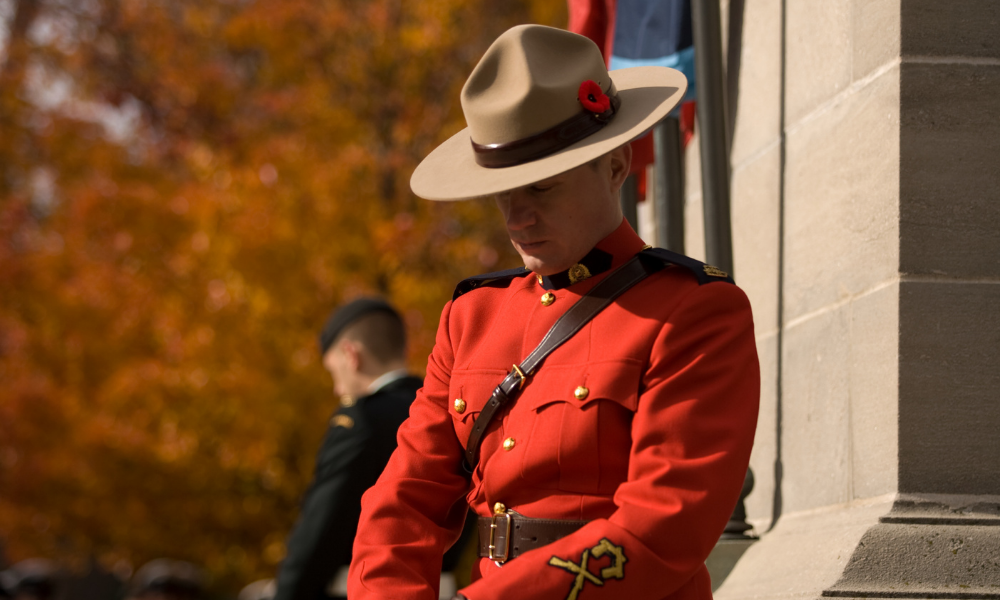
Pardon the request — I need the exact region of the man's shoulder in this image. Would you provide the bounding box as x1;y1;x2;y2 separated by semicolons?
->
359;375;421;421
370;375;423;401
639;247;736;286
451;265;531;301
447;249;734;304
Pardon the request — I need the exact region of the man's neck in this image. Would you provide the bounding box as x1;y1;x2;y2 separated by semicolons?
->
366;368;409;394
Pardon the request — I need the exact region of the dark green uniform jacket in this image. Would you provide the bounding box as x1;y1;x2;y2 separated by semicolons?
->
274;375;423;600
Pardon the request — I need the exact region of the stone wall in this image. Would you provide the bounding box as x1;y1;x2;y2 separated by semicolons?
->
640;1;1000;597
896;0;1000;497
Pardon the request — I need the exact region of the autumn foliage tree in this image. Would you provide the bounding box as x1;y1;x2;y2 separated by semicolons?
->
0;0;565;592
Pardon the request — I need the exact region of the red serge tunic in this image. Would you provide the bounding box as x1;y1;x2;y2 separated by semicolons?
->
348;220;760;600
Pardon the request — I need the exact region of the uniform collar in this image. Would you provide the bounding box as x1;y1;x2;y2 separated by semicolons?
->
534;219;647;290
367;368;409;394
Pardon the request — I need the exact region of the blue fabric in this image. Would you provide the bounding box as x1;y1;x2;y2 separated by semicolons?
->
612;0;692;59
611;45;697;104
610;0;696;106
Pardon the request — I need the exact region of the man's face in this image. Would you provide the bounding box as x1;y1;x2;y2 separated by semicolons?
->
493;146;630;275
321;342;350;397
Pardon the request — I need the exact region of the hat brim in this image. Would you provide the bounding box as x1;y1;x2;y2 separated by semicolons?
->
410;66;687;201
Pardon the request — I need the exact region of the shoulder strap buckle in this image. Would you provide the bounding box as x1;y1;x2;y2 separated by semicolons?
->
510;364;527;391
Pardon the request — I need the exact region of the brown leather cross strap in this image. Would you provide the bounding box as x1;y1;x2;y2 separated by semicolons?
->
462;252;664;471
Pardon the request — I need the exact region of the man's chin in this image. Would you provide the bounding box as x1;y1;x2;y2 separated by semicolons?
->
519;256;545;274
519;254;568;276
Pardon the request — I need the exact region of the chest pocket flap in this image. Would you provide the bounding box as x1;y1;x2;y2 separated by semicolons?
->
520;360;641;413
448;368;508;426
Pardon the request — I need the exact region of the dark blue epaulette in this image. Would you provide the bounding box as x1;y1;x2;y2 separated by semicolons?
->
639;247;736;285
452;266;531;300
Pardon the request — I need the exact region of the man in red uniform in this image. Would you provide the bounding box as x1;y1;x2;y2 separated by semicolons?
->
348;24;759;600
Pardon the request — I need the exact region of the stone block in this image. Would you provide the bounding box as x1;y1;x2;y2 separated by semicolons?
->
730;0;783;167
898;280;1000;495
785;0;853;124
716;496;893;600
902;0;1000;59
899;62;1000;279
852;0;901;82
781;303;851;513
732;145;780;334
848;282;899;500
746;331;777;529
824;496;1000;597
783;65;899;321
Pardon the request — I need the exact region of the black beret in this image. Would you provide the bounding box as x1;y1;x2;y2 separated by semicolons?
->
318;297;401;355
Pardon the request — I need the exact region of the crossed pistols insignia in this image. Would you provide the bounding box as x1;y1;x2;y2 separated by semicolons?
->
548;538;628;600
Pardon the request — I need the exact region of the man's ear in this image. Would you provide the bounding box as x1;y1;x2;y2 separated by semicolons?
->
608;144;633;192
340;340;362;372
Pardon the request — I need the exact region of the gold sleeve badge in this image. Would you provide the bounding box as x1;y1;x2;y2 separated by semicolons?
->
548;538;628;600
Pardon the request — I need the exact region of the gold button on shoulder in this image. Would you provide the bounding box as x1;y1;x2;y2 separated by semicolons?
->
536;274;544;285
574;386;589;400
340;395;356;408
541;291;556;306
503;437;516;451
453;398;466;414
493;502;507;515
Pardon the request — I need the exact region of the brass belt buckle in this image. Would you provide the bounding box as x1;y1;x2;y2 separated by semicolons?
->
488;511;513;565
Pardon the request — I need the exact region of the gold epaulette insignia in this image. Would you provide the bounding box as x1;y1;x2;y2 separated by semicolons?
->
330;415;354;429
703;265;728;278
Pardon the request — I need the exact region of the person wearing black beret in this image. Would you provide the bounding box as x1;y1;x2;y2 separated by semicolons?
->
275;298;466;600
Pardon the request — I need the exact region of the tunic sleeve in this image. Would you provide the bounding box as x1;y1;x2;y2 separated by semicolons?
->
348;300;471;600
459;281;760;600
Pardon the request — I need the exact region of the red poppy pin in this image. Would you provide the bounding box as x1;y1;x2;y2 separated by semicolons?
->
578;80;611;115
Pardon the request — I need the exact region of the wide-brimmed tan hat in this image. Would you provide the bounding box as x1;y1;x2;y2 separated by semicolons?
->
410;24;687;201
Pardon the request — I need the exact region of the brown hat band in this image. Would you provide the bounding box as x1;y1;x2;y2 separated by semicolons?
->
470;92;621;169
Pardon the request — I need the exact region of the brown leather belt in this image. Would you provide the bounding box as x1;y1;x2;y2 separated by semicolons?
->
477;513;588;563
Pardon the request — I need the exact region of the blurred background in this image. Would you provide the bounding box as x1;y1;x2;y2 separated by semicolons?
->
0;0;565;595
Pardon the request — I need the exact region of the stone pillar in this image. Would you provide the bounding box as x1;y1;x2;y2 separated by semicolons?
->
686;1;1000;597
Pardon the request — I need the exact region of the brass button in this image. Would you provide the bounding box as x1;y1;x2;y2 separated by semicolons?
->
503;437;516;451
574;386;589;400
453;398;466;414
536;274;544;285
340;395;356;408
541;291;556;306
493;502;507;515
